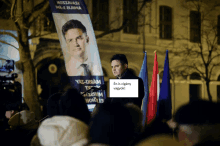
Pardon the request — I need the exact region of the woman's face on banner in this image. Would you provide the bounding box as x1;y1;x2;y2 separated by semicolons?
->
65;28;89;60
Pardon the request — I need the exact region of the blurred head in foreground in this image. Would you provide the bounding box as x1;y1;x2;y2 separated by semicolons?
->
38;116;89;146
167;100;220;146
59;88;91;125
89;102;141;146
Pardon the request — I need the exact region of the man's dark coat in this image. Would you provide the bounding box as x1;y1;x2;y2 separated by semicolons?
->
111;69;145;108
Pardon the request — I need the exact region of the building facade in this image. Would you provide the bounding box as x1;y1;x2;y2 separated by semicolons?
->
1;0;220;114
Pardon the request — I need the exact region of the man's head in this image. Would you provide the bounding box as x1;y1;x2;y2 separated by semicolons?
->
47;92;62;117
110;54;128;78
62;19;89;61
89;102;137;146
59;88;91;125
168;100;220;146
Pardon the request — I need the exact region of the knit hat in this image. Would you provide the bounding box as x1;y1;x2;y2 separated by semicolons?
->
59;88;91;125
47;92;63;117
37;116;89;146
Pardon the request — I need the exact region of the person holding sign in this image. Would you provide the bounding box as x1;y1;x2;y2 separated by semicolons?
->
62;19;100;76
110;54;145;108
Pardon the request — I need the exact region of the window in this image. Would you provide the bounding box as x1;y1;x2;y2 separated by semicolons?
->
190;11;201;43
92;0;109;31
160;6;172;39
217;15;220;45
123;0;138;34
218;74;220;81
190;72;201;80
189;72;202;101
189;84;201;101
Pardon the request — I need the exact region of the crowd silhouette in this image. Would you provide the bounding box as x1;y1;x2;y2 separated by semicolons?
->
0;87;220;146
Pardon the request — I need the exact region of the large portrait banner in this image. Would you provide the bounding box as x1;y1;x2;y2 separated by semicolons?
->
48;0;106;110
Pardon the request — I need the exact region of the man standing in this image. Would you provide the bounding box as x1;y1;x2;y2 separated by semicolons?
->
62;19;101;76
110;54;145;108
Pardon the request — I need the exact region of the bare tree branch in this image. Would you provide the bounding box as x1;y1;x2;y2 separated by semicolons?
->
28;32;54;39
0;31;18;41
208;54;220;65
212;33;217;47
206;26;214;65
2;0;11;7
198;43;207;66
168;0;220;101
192;63;205;78
10;0;16;20
202;2;220;19
0;40;18;50
28;0;50;26
15;0;27;30
173;64;204;76
96;0;149;39
138;23;157;29
10;0;21;32
209;63;220;79
193;1;200;12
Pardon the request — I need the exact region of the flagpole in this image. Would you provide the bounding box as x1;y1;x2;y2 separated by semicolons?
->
142;4;146;60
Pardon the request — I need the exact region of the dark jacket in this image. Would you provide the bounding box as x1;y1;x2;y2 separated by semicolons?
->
0;83;22;118
111;69;145;108
59;88;91;125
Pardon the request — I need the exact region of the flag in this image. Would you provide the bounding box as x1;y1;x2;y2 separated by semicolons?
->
48;0;106;111
157;50;172;121
146;51;158;125
157;66;160;102
139;51;149;127
156;62;160;116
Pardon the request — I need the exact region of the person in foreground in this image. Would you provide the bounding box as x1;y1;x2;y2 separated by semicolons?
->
89;101;144;146
167;99;220;146
37;88;90;146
